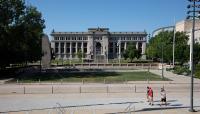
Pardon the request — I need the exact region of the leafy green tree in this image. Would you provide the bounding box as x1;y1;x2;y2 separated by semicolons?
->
0;0;45;69
19;6;45;62
0;0;25;68
123;42;141;62
147;31;189;65
77;49;83;62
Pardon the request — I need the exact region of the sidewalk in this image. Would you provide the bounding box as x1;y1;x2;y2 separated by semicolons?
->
150;69;200;83
0;92;199;113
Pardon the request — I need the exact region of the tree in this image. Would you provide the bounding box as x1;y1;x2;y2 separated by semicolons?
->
146;31;189;65
0;0;45;69
0;0;25;68
123;42;141;62
19;6;45;62
193;43;200;65
77;49;83;62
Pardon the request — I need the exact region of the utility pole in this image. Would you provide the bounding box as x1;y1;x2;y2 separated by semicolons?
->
187;0;200;112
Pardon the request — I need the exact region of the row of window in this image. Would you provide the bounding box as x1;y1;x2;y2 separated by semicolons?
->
94;37;102;40
55;42;87;54
110;37;145;41
54;37;88;41
54;36;145;41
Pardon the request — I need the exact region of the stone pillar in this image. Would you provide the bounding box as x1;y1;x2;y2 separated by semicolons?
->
87;35;93;59
41;34;51;68
70;42;72;59
75;42;78;58
103;35;108;63
136;42;138;50
64;42;66;59
124;42;127;50
81;42;84;59
141;42;146;60
142;42;146;54
119;40;121;60
58;42;61;59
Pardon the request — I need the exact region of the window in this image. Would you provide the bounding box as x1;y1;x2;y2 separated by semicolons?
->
78;37;82;40
66;43;70;53
72;43;76;53
83;37;86;40
84;43;87;53
72;37;76;40
60;37;64;40
61;43;64;53
121;43;125;53
78;43;82;52
109;42;113;53
66;37;70;40
55;43;59;53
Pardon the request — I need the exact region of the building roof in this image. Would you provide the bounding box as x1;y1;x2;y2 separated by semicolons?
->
51;28;147;36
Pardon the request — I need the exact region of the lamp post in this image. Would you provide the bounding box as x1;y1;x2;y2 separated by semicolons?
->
187;0;200;112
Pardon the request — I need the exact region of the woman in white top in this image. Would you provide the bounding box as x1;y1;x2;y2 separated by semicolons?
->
160;88;167;106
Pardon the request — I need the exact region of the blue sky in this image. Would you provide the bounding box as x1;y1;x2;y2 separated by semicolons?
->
26;0;188;38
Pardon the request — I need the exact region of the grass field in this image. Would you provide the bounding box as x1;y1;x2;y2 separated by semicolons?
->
15;71;170;83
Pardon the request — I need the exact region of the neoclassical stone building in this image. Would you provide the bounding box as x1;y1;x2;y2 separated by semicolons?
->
51;28;147;62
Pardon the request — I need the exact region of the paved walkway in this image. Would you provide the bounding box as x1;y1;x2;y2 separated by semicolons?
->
149;69;200;83
0;69;200;113
0;92;199;113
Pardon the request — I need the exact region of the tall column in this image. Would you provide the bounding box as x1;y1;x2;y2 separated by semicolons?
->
64;42;66;59
103;35;108;63
70;42;72;59
75;42;78;58
58;42;61;59
81;42;84;59
142;42;146;54
124;42;127;50
87;35;93;59
136;42;138;49
119;39;121;63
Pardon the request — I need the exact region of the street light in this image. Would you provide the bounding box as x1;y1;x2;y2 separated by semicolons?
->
187;0;200;112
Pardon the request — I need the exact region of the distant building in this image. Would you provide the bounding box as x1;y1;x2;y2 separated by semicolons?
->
176;19;200;43
152;26;174;37
51;28;147;62
152;19;200;44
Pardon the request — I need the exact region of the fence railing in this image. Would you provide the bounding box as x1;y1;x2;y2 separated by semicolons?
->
0;84;199;94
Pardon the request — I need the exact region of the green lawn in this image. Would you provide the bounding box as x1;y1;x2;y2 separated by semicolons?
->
15;71;170;83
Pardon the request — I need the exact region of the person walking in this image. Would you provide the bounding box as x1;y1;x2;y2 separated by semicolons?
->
160;87;167;106
148;87;154;105
146;86;150;102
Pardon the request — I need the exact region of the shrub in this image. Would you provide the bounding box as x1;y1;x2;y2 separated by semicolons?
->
195;64;200;79
173;66;190;75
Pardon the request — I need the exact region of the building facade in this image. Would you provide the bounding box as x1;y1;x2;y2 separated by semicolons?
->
51;28;147;62
176;19;200;44
152;26;174;37
152;19;200;44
